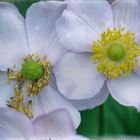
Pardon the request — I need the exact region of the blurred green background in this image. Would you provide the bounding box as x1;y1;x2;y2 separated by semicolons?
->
2;0;140;138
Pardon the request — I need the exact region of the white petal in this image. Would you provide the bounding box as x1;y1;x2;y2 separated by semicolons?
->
134;56;140;76
70;83;109;110
112;0;140;32
53;52;106;100
56;10;98;53
107;72;140;111
32;109;75;139
0;2;29;71
0;72;15;107
0;108;33;139
56;0;113;52
26;1;66;65
31;83;81;128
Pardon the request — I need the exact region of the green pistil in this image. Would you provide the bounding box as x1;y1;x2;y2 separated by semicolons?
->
107;43;125;61
22;59;44;80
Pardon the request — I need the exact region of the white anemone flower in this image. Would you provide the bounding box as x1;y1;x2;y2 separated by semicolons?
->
55;0;140;110
0;108;88;140
0;1;80;128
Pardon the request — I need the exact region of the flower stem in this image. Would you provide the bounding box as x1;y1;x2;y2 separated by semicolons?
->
99;104;104;136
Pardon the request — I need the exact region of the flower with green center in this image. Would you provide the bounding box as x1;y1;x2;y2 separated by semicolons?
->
0;1;80;128
55;0;140;111
91;27;140;79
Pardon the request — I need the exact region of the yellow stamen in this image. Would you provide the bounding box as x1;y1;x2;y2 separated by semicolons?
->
7;53;51;118
27;55;51;96
91;27;140;79
7;86;33;119
8;70;23;82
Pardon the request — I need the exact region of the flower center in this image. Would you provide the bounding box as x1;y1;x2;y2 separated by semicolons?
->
7;54;51;119
22;59;44;80
107;43;125;61
91;27;140;79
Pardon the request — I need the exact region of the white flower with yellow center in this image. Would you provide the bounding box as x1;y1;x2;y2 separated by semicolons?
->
0;108;88;140
55;0;140;110
0;1;80;128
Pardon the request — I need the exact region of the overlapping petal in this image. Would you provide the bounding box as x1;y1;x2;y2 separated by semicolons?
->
0;3;29;71
33;109;89;140
107;72;140;110
70;83;109;110
54;52;106;100
0;108;87;140
26;1;66;65
112;0;140;33
56;0;113;52
33;109;75;139
31;74;81;129
0;108;33;139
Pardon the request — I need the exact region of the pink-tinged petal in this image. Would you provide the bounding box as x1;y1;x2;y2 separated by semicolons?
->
32;109;75;139
107;72;140;111
56;0;113;52
70;83;109;110
53;52;106;100
112;0;140;33
0;2;29;71
0;108;33;139
26;1;66;65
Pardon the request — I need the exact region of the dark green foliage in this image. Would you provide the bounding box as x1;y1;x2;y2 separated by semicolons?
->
14;0;39;17
78;96;140;137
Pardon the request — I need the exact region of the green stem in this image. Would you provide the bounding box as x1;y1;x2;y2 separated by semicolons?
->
99;104;104;136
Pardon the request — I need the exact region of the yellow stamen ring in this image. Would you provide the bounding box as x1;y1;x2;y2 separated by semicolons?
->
91;27;140;79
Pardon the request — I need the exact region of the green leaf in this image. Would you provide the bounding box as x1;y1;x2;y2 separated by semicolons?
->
78;96;140;137
14;0;39;17
77;107;99;138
